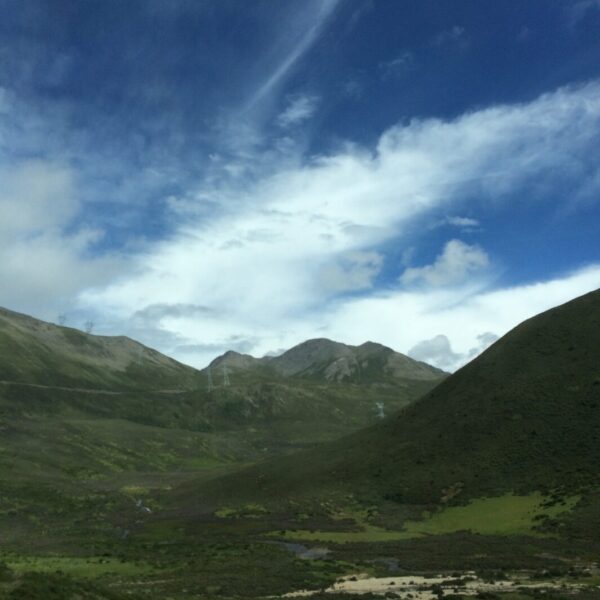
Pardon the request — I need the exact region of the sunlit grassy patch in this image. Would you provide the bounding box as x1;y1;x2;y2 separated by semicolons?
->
5;556;155;578
273;492;580;543
215;503;270;519
120;485;150;497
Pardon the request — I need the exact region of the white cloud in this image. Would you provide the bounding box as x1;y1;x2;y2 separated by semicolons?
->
0;230;119;318
409;331;498;371
0;159;121;321
320;265;600;372
0;160;76;234
342;78;364;100
408;334;461;370
445;216;480;228
73;81;600;367
401;240;489;287
278;94;319;128
248;0;340;107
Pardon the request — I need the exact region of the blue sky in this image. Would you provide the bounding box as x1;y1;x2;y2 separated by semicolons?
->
1;0;599;370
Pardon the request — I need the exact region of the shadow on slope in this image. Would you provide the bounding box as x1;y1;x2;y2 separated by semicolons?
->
185;289;600;508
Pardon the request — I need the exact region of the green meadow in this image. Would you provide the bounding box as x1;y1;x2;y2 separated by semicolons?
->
274;493;581;543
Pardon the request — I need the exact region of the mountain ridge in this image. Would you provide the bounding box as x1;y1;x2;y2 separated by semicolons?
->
0;306;201;390
0;304;447;466
208;336;445;384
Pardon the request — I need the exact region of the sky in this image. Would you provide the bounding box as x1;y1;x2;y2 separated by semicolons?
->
1;0;600;371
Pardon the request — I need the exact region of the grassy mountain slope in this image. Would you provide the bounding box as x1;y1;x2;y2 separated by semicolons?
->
0;310;451;598
0;308;446;538
193;289;600;506
0;307;201;390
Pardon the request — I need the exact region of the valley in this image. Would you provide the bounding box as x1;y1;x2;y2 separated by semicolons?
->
0;293;599;599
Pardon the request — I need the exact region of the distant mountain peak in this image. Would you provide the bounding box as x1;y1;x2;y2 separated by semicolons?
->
207;337;445;384
209;350;260;370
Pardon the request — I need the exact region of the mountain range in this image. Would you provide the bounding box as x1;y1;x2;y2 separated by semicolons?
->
0;305;445;479
209;338;443;384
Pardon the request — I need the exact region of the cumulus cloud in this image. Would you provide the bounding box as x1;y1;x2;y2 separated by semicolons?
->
401;240;489;287
278;94;319;127
408;334;461;370
322;265;600;372
409;330;499;371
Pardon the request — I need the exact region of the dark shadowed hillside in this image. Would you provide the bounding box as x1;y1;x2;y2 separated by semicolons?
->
195;289;600;506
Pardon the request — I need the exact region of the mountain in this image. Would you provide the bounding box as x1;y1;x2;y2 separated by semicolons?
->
0;306;447;480
0;306;201;390
2;296;599;596
208;337;444;384
196;339;446;453
194;289;600;507
0;306;448;589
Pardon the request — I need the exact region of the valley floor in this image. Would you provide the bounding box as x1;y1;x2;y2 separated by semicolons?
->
1;462;600;600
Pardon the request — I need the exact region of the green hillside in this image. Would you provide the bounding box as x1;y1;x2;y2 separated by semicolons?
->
0;307;446;554
0;307;201;391
195;289;600;507
0;308;445;463
4;295;600;599
0;309;451;599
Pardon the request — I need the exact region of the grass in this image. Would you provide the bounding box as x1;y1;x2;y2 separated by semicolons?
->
215;503;270;519
274;493;580;543
4;556;156;579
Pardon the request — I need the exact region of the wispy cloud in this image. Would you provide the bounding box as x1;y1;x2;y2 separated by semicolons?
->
566;0;600;28
379;52;415;81
278;94;320;128
445;216;479;228
247;0;340;108
430;25;467;48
